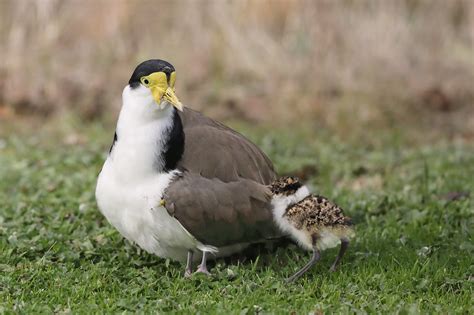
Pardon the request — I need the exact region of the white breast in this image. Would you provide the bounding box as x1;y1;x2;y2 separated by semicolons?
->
95;88;205;261
271;186;313;250
96;159;206;262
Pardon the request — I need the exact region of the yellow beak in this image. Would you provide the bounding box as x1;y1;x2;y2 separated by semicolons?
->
143;71;183;112
150;86;183;111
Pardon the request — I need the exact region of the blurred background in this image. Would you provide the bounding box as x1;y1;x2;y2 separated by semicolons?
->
2;2;473;311
0;0;473;142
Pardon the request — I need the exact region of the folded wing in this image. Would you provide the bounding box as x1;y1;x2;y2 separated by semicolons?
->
163;173;282;247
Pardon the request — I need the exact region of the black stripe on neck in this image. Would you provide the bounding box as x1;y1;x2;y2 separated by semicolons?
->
161;108;185;171
109;132;118;154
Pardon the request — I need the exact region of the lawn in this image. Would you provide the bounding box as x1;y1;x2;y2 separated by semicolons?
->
0;118;473;314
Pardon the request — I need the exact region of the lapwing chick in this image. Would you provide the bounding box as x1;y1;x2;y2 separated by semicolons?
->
270;176;355;282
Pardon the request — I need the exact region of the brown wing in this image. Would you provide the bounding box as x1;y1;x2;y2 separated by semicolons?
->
163;172;282;247
177;108;276;184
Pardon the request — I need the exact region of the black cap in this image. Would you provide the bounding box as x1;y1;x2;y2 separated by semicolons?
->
129;59;175;88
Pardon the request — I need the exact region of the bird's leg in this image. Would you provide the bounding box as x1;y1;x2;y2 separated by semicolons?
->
329;238;349;272
184;250;193;278
286;249;321;283
195;251;211;275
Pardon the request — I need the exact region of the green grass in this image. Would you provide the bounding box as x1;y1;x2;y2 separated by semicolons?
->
0;120;473;314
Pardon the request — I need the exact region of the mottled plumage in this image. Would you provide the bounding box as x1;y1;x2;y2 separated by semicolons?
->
270;176;354;282
269;176;302;196
285;195;352;230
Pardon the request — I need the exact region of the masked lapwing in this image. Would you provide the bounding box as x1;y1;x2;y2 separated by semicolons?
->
270;176;355;282
96;59;311;276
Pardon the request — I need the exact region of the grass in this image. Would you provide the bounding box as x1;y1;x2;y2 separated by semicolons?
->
0;118;473;314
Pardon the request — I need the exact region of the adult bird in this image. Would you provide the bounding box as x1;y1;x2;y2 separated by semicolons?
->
96;59;303;276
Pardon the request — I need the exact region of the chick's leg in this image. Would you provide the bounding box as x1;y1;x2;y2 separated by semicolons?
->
286;249;321;283
329;239;349;272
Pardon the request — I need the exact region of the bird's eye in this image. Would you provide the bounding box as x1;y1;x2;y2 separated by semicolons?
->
140;77;150;86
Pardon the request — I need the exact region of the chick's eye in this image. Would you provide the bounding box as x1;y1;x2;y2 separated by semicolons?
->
144;79;149;85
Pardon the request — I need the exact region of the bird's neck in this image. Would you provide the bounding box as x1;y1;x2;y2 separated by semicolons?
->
112;103;184;179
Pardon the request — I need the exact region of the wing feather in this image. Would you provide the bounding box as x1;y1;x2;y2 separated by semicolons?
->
163;173;281;247
177;108;276;184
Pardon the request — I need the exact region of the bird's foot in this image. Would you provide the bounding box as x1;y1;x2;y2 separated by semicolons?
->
194;264;212;276
329;265;337;272
285;274;301;283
